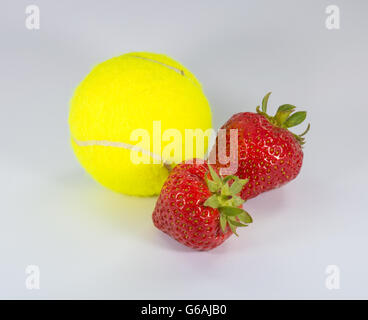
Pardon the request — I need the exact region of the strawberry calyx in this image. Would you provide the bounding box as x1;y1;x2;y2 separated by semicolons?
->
203;165;253;236
256;92;310;145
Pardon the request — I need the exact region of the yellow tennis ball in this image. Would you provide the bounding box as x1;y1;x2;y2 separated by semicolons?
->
69;52;212;196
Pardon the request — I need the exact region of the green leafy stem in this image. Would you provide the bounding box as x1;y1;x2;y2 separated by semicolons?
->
256;92;310;145
203;165;253;236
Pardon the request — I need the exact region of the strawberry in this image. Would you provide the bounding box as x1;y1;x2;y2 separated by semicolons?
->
209;93;310;201
152;160;252;251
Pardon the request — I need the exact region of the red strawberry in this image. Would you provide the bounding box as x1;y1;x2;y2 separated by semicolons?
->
209;93;310;201
152;160;252;251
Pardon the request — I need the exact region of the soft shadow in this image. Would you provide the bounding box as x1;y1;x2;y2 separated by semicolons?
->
55;169;157;233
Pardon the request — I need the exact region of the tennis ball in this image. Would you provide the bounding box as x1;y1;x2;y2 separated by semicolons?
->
69;52;212;196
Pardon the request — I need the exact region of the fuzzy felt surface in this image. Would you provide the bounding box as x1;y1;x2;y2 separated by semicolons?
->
69;52;212;196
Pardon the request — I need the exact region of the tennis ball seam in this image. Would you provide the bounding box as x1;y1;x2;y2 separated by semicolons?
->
128;54;200;88
72;136;173;171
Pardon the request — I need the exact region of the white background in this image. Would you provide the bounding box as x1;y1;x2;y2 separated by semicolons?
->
1;0;368;299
